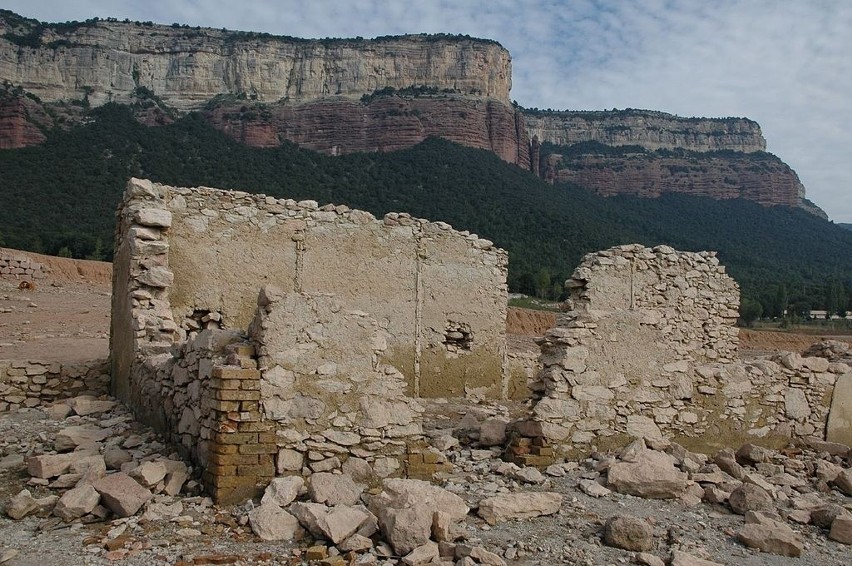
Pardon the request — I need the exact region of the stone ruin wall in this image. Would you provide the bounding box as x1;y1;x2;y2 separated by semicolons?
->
110;178;508;502
0;359;110;411
523;244;851;459
0;248;51;280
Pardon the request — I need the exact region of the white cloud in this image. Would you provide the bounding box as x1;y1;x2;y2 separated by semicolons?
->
4;0;851;221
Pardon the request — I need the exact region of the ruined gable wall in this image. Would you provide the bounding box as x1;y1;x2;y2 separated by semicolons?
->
526;244;849;456
110;178;508;500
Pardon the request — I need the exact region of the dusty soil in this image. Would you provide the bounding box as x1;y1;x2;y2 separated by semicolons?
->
0;249;112;363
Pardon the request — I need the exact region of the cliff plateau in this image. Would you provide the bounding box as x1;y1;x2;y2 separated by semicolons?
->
0;10;823;215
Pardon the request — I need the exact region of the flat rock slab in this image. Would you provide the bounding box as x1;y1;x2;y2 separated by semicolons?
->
477;492;562;525
607;449;688;499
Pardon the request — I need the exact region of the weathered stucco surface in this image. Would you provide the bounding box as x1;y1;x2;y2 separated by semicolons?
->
109;178;508;502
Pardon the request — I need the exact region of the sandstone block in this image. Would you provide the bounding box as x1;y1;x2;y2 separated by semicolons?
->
478;417;509;447
476;492;562;525
135;208;172;228
829;515;852;545
27;453;74;479
276;448;304;473
737;511;803;557
603;515;654;551
728;483;774;515
309;472;364;506
93;473;153;517
377;504;434;556
317;505;371;544
67;395;117;416
832;468;852;496
625;415;663;441
54;425;112;451
6;489;38;520
607;450;688;499
53;484;100;521
261;476;305;508
248;502;304;542
403;541;439;566
129;461;168;488
810;504;847;529
288;502;329;538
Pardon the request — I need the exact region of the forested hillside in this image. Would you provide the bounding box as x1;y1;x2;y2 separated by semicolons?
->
1;104;850;314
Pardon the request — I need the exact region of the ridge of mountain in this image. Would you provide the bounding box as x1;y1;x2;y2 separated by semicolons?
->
0;9;827;217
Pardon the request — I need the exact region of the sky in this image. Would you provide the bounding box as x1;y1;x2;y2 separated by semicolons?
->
5;1;851;222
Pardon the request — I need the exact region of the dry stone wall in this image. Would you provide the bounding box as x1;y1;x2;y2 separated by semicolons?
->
0;358;109;410
110;178;508;503
523;244;851;457
0;248;50;280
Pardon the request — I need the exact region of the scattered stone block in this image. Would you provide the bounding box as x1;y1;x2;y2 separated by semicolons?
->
607;450;688;499
27;453;75;479
317;505;371;544
261;476;305;508
829;515;852;545
308;472;363;506
248;502;303;541
476;492;562;525
53;484;100;521
728;483;773;515
93;473;153;517
602;515;653;551
737;511;803;557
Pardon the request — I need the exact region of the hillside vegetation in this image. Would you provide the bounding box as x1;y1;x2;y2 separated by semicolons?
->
1;103;851;314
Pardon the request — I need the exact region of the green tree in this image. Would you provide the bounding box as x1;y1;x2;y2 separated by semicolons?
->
534;268;551;299
769;284;788;318
57;246;73;258
85;237;106;261
739;297;763;327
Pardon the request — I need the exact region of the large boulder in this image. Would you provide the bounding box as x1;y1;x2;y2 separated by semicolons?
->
737;511;803;557
607;449;689;499
728;483;774;515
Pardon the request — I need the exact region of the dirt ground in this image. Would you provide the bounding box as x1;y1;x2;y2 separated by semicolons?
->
0;248;111;362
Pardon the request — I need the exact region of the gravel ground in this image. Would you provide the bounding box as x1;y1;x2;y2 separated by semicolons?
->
0;400;851;566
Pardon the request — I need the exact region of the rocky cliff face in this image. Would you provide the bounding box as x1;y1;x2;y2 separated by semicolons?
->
525;109;766;153
0;10;821;215
0;91;49;148
541;149;812;211
0;12;511;110
205;94;529;166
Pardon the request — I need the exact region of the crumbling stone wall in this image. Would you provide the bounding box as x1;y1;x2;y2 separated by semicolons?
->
110;178;508;502
0;248;50;280
0;358;109;410
524;244;849;457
